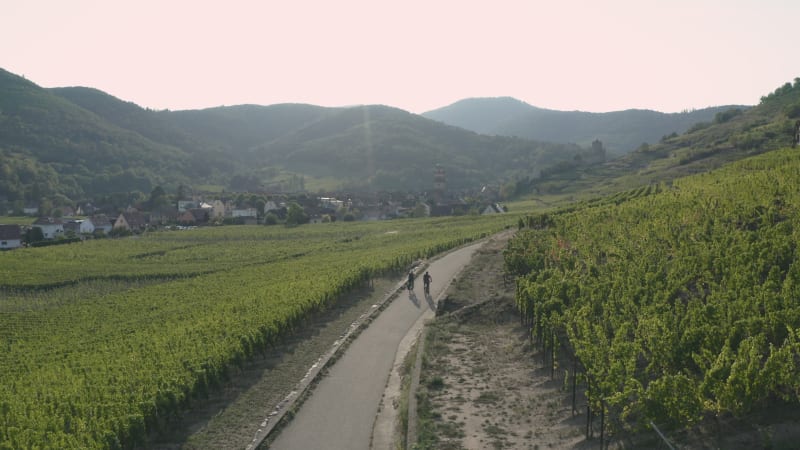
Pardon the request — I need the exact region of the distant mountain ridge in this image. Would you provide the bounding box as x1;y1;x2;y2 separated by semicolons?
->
0;68;586;207
423;97;750;154
514;77;800;199
2;66;788;214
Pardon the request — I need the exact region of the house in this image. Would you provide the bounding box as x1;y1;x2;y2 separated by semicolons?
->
189;208;210;224
0;224;22;249
177;210;196;225
113;211;147;233
178;200;198;212
210;200;227;219
23;205;39;216
32;217;64;239
263;200;279;214
481;203;506;215
149;207;178;225
59;205;76;217
89;215;113;235
430;201;469;217
232;208;258;218
63;219;95;235
77;203;96;216
318;197;344;210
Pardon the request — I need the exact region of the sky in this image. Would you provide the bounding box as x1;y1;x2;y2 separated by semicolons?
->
2;0;799;114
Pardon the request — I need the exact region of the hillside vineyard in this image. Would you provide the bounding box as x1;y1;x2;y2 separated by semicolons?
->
0;216;509;448
505;147;800;437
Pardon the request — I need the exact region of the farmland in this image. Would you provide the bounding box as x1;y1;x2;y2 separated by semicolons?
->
0;215;512;449
506;147;800;442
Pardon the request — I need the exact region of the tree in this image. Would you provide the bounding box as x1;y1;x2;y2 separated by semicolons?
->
24;227;44;244
235;194;247;208
255;199;266;217
285;202;309;226
38;198;53;216
263;213;278;226
149;186;168;210
176;184;188;201
411;203;429;218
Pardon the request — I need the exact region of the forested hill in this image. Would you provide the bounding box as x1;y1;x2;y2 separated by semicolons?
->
0;70;200;202
247;105;583;191
516;78;800;199
0;67;585;208
423;97;748;155
54;91;585;192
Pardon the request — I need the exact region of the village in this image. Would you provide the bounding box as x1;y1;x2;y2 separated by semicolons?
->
0;187;506;251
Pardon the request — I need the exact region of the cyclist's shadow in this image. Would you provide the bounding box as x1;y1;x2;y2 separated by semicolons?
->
408;289;420;307
424;290;435;310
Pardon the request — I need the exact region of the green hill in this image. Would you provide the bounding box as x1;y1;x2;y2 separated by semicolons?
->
423;97;748;155
421;97;538;135
57;88;585;192
0;67;587;207
0;69;204;206
255;104;582;191
517;78;800;201
4;66;798;214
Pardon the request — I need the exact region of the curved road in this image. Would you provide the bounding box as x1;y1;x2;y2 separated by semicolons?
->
268;241;484;450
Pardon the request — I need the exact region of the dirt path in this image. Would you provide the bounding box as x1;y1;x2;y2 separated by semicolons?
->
410;231;591;450
266;242;485;450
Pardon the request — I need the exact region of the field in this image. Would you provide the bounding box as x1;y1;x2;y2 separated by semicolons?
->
505;147;800;445
0;214;514;449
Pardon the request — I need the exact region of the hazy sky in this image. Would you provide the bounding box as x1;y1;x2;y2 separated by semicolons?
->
3;0;798;114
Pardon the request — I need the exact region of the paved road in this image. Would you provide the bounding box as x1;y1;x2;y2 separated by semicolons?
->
268;242;483;450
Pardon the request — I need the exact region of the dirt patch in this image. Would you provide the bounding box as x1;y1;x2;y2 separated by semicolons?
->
413;231;590;450
411;231;800;450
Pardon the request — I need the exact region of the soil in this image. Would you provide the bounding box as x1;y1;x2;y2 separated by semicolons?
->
412;231;591;450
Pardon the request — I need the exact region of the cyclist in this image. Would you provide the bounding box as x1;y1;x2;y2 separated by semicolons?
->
423;271;432;294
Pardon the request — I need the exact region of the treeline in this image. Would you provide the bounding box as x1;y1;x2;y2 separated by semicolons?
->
505;147;800;439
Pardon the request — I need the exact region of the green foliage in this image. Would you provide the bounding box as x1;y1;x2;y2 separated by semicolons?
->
686;121;712;134
263;212;278;225
531;78;800;200
783;102;800;119
507;147;800;434
0;70;202;203
284;202;309;226
0;214;513;448
714;108;743;124
0;69;585;200
23;226;43;244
